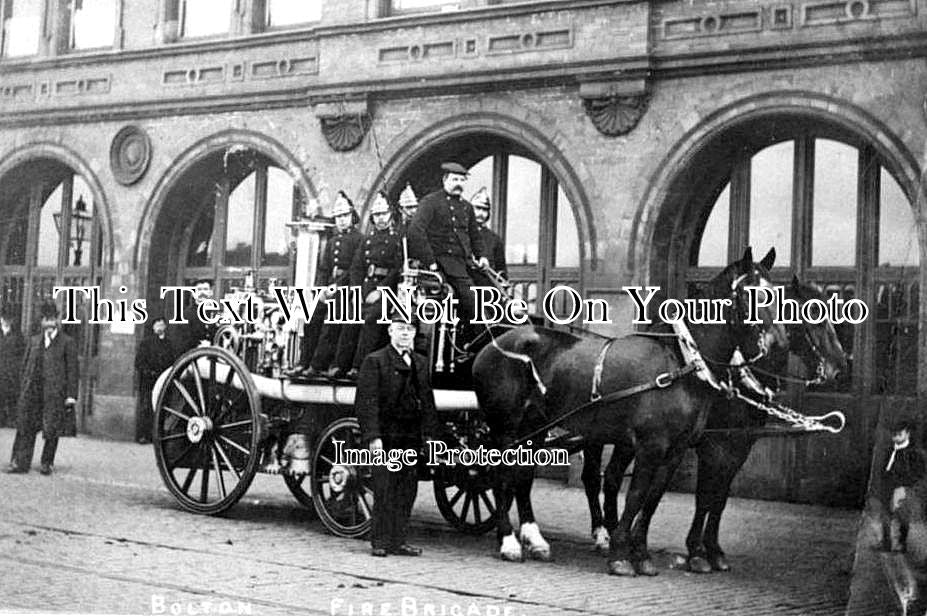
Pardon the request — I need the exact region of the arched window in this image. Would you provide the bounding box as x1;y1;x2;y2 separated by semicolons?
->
178;153;298;296
692;134;918;395
465;152;580;317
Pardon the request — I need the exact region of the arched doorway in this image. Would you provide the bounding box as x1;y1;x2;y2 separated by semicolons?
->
645;110;921;505
146;145;309;315
0;157;106;430
388;133;583;317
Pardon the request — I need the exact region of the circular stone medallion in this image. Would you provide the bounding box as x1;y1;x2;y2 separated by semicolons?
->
110;125;152;185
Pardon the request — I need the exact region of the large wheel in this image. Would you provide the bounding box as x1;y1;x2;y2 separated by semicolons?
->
433;463;497;534
153;346;262;515
310;417;374;538
283;473;316;513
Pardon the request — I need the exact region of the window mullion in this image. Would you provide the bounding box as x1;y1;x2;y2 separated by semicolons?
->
728;157;750;262
253;163;268;273
793;136;814;275
58;174;73;273
856;145;879;394
492;153;507;246
213;176;230;286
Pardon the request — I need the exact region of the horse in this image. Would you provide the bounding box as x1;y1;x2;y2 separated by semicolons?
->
471;248;787;575
581;273;849;573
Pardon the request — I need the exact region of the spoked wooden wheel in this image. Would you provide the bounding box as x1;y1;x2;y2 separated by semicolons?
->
433;463;497;534
283;473;316;512
310;417;374;538
153;346;262;515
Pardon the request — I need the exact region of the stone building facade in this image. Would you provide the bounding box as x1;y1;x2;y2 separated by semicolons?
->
0;0;923;504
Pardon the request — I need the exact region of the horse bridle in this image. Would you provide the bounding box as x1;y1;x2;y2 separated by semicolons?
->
727;270;774;365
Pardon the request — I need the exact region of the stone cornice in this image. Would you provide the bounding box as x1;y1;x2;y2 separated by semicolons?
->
0;31;924;129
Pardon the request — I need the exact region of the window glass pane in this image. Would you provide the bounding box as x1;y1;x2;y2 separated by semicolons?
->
879;168;918;267
2;0;41;57
697;183;729;267
266;0;320;26
263;167;292;266
37;183;63;267
505;156;540;266
226;173;255;267
181;0;230;38
68;176;93;267
812;139;857;266
392;0;453;11
749;141;793;266
554;186;578;268
71;0;114;49
4;192;28;265
186;206;214;267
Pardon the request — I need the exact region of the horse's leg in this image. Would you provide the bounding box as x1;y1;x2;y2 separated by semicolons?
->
608;447;660;576
701;432;757;572
628;441;689;576
581;442;609;552
515;463;551;561
685;436;717;574
603;438;634;532
494;464;523;562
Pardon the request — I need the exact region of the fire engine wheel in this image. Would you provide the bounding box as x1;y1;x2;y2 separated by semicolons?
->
213;325;241;354
310;417;374;538
433;463;497;535
283;473;316;513
154;346;262;515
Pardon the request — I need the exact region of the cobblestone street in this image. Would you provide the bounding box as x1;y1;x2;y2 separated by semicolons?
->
0;429;859;616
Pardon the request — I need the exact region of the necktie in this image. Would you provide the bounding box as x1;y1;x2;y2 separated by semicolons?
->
44;332;52;349
887;438;910;471
401;351;412;366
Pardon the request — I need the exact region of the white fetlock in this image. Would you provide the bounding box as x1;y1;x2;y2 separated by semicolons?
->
500;533;523;562
520;522;551;561
593;526;610;553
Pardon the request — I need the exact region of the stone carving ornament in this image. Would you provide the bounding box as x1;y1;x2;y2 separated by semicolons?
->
110;125;152;185
582;95;649;137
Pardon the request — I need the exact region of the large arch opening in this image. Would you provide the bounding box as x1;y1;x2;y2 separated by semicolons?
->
144;141;311;319
373;124;590;318
0;152;109;431
642;102;922;506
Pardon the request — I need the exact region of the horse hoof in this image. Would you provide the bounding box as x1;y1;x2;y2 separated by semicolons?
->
709;554;731;572
528;548;552;562
687;556;712;573
500;534;523;562
634;559;659;576
592;527;610;553
608;559;637;576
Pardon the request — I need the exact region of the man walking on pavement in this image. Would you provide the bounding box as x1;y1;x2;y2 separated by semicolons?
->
0;304;23;428
6;301;79;475
355;308;437;557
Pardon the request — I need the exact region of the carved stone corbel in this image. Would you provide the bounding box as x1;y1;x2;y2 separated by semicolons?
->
314;98;372;152
579;79;649;137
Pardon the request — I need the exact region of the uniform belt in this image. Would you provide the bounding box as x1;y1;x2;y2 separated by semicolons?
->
367;265;389;277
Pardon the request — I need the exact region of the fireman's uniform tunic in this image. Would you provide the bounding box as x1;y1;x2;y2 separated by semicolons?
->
331;224;403;372
306;226;363;372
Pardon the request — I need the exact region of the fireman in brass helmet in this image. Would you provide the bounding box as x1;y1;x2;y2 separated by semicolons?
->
396;183;418;237
330;191;403;380
298;191;362;377
469;187;508;289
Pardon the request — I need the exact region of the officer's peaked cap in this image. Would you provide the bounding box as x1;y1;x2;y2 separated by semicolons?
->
441;162;469;175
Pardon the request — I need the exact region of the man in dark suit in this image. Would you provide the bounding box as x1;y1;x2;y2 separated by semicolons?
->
469;187;508;287
408;162;488;338
0;304;23;427
135;317;176;444
7;301;79;475
171;278;217;354
355;309;438;557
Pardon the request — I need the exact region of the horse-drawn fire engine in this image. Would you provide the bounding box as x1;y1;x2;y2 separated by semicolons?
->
151;218;505;538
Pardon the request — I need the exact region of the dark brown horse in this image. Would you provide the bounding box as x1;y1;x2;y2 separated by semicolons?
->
582;273;849;572
471;249;787;575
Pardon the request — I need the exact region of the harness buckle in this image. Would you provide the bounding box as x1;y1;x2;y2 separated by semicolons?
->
655;372;673;388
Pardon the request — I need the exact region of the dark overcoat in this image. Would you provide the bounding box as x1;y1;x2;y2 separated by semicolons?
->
355;345;438;447
17;331;79;438
0;328;24;407
477;226;507;279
